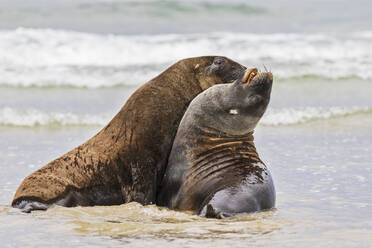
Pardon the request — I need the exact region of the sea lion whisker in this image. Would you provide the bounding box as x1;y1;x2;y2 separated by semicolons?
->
263;64;268;73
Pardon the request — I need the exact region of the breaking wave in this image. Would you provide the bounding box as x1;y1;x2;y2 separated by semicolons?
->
0;107;111;127
76;0;265;16
261;106;372;126
1;106;370;128
1;28;372;88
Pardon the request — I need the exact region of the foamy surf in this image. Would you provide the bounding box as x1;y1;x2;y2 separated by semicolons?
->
1;106;370;128
1;28;372;88
0;107;111;127
261;106;372;126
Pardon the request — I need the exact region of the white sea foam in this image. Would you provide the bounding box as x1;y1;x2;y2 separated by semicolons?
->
0;28;372;88
0;107;111;127
261;106;372;126
0;106;370;128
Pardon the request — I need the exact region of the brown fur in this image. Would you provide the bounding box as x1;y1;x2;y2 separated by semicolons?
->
12;56;246;207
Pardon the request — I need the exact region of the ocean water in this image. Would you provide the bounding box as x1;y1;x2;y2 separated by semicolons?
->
0;0;371;247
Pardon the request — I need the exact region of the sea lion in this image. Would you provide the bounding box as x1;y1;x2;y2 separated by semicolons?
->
157;68;275;218
12;56;247;213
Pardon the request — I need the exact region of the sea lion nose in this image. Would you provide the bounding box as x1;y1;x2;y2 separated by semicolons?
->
262;71;273;82
242;68;258;84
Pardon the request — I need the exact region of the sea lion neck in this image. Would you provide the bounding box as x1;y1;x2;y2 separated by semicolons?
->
194;125;255;142
189;126;259;165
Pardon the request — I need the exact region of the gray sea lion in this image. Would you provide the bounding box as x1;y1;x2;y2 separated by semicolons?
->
12;56;248;213
157;68;275;218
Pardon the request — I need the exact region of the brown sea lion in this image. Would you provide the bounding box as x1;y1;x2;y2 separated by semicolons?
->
12;56;247;213
157;68;275;218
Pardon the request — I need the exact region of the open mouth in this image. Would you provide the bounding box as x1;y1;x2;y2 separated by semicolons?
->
241;68;258;84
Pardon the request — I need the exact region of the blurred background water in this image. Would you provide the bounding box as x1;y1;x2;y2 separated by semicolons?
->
0;0;371;247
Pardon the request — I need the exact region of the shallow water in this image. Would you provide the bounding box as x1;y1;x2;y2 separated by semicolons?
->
1;0;372;247
1;117;371;247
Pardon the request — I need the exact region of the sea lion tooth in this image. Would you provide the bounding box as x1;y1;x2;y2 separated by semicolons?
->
242;68;258;84
242;70;250;83
248;71;257;83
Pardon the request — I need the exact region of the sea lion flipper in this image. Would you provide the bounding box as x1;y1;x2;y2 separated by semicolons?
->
205;203;217;218
216;212;233;219
13;200;50;213
205;204;233;219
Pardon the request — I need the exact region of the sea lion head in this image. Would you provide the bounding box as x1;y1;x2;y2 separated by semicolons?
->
188;56;247;90
231;68;273;131
193;67;273;136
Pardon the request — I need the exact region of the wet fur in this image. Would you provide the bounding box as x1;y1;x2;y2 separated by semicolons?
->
158;73;275;218
12;56;247;212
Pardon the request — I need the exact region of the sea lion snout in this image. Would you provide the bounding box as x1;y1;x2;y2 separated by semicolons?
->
240;70;273;87
240;71;273;100
251;71;273;85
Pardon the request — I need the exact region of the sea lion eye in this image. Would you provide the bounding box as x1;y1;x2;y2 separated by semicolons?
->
205;57;226;76
213;58;225;66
